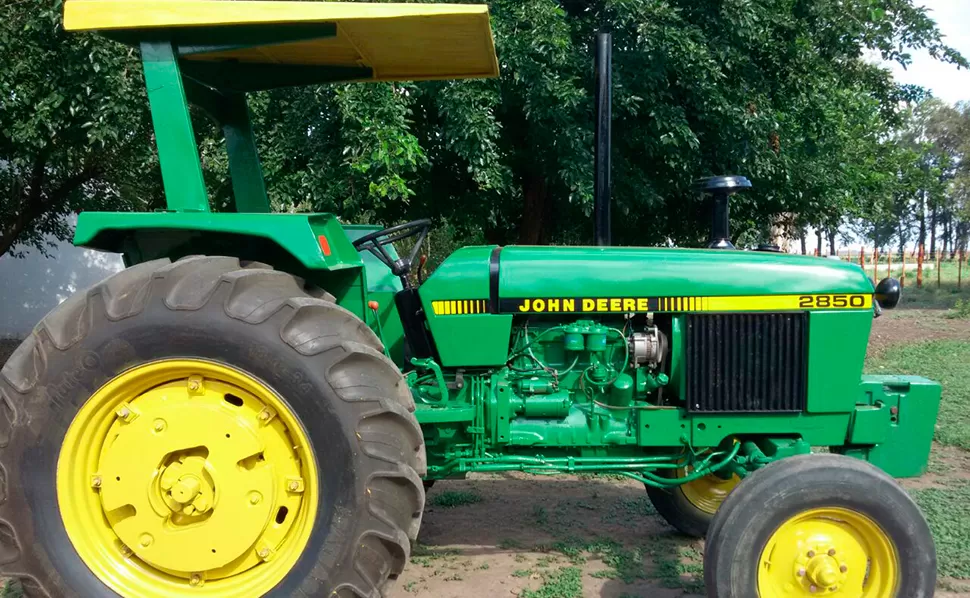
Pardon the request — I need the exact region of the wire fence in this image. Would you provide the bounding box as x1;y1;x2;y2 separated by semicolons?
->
827;246;969;290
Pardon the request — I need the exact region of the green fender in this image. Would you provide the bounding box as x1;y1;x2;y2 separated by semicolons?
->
73;211;362;271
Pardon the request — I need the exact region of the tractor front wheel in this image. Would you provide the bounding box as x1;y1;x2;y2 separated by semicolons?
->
704;453;935;597
0;256;425;597
646;468;740;537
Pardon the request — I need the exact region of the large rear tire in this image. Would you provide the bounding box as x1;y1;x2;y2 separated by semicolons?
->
704;454;935;597
0;256;425;597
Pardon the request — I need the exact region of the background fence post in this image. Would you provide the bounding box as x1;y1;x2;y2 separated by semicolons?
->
901;250;906;287
917;243;925;288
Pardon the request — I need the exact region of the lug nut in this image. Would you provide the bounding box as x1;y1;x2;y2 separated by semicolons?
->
249;491;262;505
797;568;806;577
189;574;202;586
258;547;271;560
91;475;102;489
828;548;836;556
188;380;200;391
809;585;818;593
258;410;270;422
120;544;133;557
839;565;848;573
118;407;130;418
807;550;816;558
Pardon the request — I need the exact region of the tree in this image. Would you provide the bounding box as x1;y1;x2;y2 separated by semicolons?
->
249;0;966;249
0;0;161;258
2;0;966;259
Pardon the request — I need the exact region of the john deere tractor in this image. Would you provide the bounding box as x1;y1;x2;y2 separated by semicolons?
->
0;2;940;597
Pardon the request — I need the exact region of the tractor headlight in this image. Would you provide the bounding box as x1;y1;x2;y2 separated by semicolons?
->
874;277;901;309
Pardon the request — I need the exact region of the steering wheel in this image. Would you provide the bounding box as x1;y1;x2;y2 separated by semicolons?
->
352;219;431;286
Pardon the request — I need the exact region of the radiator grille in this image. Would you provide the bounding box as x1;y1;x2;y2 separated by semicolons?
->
685;313;808;413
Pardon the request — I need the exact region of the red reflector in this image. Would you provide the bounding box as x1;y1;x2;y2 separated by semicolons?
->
317;234;331;256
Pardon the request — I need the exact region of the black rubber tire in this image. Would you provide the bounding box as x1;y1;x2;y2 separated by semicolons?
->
646;481;714;538
0;256;426;597
704;453;935;598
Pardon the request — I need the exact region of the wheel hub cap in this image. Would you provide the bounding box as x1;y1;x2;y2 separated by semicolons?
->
57;360;318;597
757;507;899;597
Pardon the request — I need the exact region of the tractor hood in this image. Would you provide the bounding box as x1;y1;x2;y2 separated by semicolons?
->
495;246;873;299
419;245;875;318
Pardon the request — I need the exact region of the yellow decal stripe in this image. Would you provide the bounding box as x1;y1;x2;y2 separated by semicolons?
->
431;294;872;315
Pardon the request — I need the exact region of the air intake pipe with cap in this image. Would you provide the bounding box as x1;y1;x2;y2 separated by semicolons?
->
695;175;752;249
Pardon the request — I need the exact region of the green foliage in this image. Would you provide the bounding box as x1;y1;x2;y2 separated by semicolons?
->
245;0;967;249
520;566;583;598
3;0;967;259
0;579;24;598
644;537;706;593
867;340;970;450
911;482;970;578
429;489;483;508
852;98;970;255
949;298;970;319
0;0;161;257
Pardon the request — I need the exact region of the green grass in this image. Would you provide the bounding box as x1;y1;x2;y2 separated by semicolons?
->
645;537;706;593
948;298;970;319
867;339;970;450
911;482;970;578
520;566;583;598
429;490;483;508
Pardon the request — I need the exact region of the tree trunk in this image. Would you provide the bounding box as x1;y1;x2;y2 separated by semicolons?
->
828;230;836;256
929;202;937;256
518;173;548;245
898;218;905;257
0;150;95;258
815;228;822;256
800;232;806;255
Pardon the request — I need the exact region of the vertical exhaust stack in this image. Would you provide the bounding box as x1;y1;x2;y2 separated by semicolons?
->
696;175;752;249
594;28;612;246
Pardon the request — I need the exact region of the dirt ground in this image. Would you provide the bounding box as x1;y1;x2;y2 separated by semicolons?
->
3;310;969;597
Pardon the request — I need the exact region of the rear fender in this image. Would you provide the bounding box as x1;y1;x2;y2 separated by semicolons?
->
74;211;373;319
74;211;362;271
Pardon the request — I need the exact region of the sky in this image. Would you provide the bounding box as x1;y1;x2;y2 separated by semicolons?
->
879;0;970;106
801;0;970;253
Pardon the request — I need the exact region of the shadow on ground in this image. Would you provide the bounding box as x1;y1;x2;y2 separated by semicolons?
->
388;473;705;598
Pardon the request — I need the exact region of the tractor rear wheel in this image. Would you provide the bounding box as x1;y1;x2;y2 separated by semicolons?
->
0;256;425;597
646;467;740;537
704;453;935;597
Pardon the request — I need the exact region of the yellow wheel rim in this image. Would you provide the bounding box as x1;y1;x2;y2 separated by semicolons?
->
678;468;740;515
757;507;899;597
57;359;318;597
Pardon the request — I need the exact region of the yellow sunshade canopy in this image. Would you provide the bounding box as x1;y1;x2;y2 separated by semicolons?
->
63;1;499;84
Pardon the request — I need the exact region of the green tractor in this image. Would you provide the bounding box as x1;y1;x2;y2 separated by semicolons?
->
0;2;940;597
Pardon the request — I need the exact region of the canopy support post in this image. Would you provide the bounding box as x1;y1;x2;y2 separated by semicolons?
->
140;41;209;212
